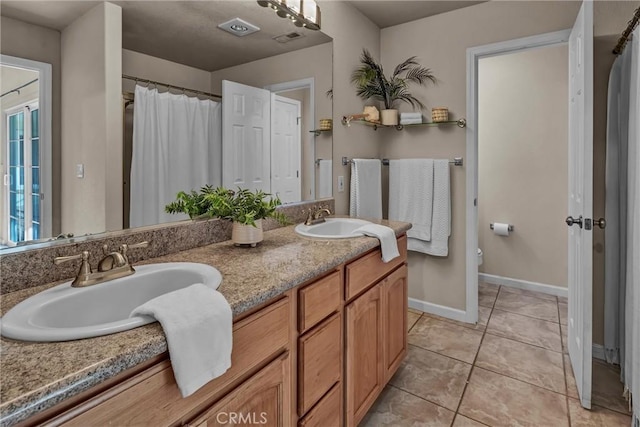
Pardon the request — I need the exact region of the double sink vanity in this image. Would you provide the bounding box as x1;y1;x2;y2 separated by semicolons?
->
0;215;411;426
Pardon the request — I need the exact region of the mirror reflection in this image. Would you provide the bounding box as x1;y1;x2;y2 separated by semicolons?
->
0;0;333;249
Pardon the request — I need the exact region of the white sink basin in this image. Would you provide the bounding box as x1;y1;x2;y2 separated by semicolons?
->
294;218;372;239
0;262;222;342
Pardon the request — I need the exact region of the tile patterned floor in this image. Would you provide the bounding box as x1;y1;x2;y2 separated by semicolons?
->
362;283;633;427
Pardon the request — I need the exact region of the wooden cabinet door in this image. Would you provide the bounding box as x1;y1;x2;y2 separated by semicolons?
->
345;284;383;427
382;265;408;382
298;313;342;416
192;352;291;427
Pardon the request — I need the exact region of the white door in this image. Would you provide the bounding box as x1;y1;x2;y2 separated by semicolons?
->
567;0;593;409
222;80;271;192
271;94;301;203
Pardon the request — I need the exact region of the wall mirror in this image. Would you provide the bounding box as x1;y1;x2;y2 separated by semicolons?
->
0;0;333;251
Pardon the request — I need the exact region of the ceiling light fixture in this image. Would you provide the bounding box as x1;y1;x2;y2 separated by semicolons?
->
218;18;261;37
257;0;321;31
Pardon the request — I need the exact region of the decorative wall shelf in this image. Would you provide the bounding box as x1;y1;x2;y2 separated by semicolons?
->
310;129;332;136
341;116;466;131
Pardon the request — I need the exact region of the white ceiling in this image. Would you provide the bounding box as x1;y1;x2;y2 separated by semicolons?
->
0;1;332;72
347;0;487;28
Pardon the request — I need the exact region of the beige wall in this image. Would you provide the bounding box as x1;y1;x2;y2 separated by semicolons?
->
122;49;212;94
380;1;581;310
61;2;122;235
1;16;62;236
478;45;568;287
318;1;383;214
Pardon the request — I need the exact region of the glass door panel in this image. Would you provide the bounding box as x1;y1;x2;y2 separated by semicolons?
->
8;111;25;243
6;105;39;244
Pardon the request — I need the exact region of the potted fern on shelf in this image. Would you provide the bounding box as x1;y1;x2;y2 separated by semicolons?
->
166;186;288;247
351;49;436;126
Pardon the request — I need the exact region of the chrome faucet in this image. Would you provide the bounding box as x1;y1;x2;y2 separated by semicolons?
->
54;241;149;287
304;206;333;226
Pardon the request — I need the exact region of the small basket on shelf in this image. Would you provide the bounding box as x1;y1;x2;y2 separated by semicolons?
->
431;107;449;123
319;119;333;131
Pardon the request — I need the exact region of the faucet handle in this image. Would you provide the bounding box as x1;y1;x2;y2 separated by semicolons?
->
119;241;149;262
121;241;149;251
54;251;89;265
54;251;92;285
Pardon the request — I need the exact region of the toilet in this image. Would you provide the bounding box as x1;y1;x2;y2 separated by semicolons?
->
478;248;483;266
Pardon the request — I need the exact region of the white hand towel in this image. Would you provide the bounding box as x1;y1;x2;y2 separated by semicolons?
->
408;159;451;256
352;224;400;263
318;159;332;199
389;159;434;242
349;159;383;219
400;112;422;119
130;283;233;397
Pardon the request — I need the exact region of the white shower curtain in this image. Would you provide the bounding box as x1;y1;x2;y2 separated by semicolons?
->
130;85;222;228
604;28;639;426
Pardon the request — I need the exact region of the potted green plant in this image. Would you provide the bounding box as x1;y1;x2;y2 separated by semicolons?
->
351;49;436;126
166;186;288;247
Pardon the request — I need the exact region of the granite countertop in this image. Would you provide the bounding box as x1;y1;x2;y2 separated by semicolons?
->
0;220;410;426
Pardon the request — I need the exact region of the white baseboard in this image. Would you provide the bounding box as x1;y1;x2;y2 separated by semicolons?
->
592;344;606;361
408;297;469;323
479;273;568;298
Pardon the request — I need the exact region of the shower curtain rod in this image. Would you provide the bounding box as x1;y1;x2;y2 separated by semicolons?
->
613;5;640;55
0;78;38;98
122;74;222;99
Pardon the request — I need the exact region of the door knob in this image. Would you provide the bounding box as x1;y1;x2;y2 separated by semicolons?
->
594;218;606;229
566;215;583;228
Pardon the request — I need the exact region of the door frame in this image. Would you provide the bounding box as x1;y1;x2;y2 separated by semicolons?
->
0;54;52;241
263;77;315;200
464;30;571;323
271;94;302;203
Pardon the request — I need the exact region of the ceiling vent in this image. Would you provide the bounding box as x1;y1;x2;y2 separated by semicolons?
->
217;18;260;37
273;31;305;43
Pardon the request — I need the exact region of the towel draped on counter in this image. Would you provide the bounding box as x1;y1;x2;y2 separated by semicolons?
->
130;283;233;397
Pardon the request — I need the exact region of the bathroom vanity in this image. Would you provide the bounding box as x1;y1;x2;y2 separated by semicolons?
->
0;221;410;426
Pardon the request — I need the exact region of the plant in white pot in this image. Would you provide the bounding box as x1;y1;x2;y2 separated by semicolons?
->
351;49;436;126
166;187;288;247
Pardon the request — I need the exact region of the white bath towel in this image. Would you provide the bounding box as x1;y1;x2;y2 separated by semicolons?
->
130;283;233;397
352;224;400;263
318;159;332;199
349;159;383;219
412;159;451;256
389;159;434;242
389;159;451;256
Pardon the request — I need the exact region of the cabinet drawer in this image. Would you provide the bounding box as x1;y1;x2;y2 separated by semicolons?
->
298;270;341;333
298;383;342;427
298;313;342;416
61;296;291;427
345;235;407;301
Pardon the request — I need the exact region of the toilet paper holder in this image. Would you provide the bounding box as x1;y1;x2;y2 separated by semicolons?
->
490;223;514;231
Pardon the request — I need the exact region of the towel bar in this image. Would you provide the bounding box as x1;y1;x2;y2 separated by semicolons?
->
342;157;463;167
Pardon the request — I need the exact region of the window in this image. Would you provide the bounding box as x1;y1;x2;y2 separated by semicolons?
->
6;102;40;244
